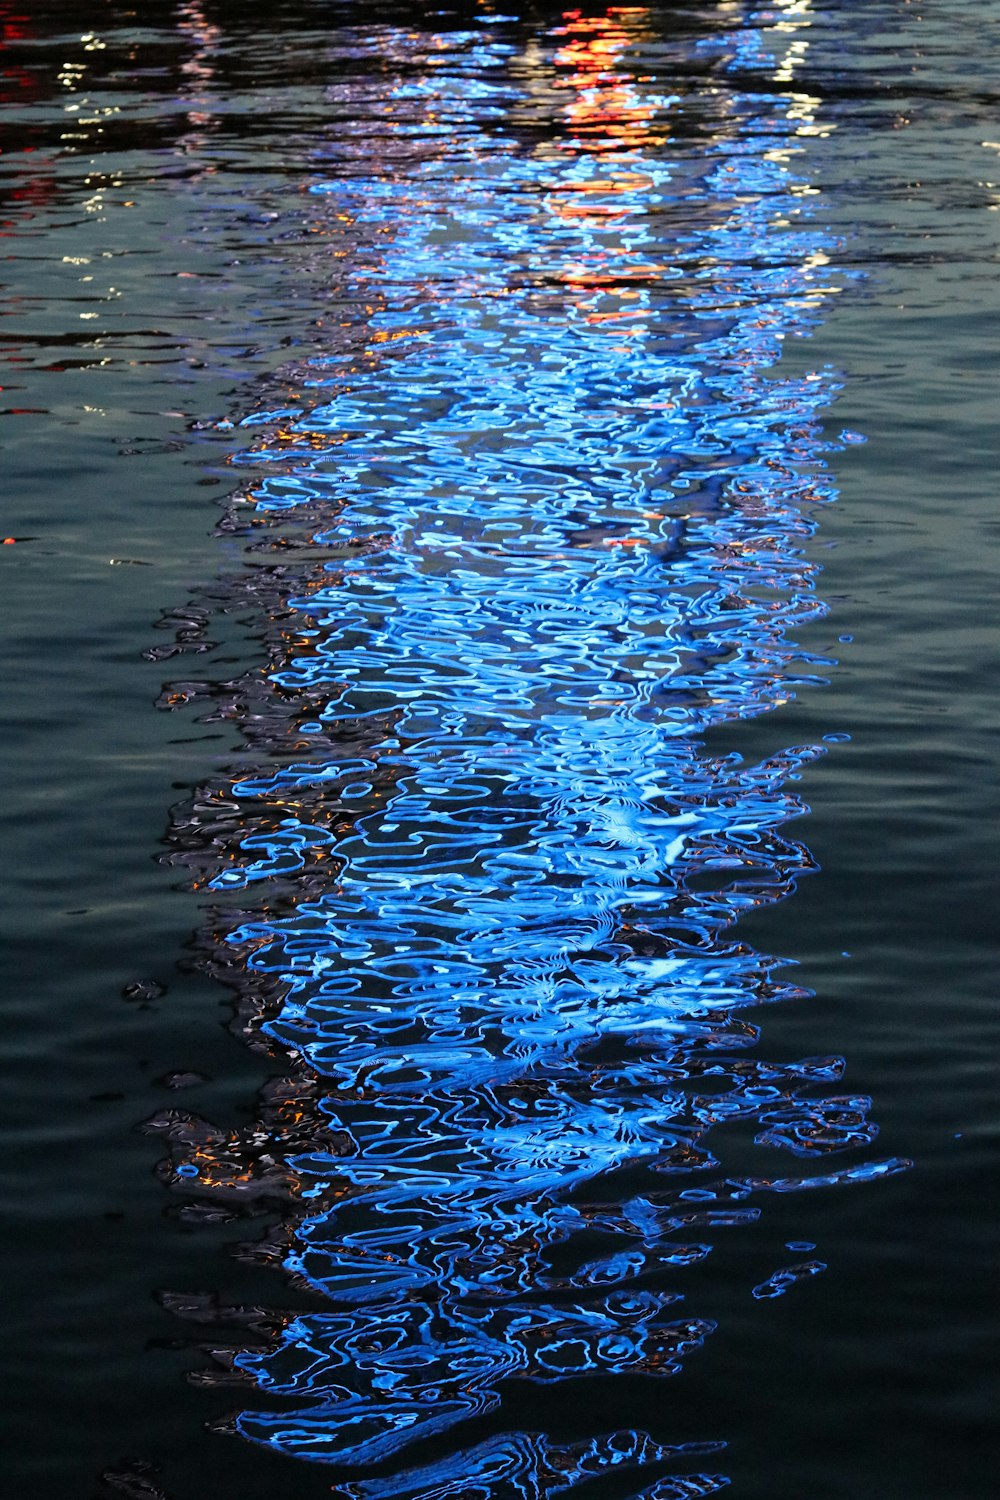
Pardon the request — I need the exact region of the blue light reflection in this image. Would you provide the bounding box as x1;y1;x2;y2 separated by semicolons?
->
157;6;907;1494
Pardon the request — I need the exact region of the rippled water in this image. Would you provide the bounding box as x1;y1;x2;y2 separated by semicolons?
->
151;9;900;1490
3;4;998;1499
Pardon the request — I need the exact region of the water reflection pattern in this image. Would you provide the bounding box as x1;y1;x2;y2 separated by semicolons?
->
159;6;905;1494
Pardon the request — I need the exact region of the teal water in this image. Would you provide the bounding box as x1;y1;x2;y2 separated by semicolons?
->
1;4;997;1497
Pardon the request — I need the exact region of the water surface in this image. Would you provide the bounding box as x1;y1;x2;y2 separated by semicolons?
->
1;4;997;1498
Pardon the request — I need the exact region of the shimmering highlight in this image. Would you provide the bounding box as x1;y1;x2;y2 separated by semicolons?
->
154;5;906;1494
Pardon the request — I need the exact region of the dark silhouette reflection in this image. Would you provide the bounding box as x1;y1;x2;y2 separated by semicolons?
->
151;4;906;1496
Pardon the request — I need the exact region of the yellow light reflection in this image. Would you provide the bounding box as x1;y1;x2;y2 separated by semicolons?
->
552;7;663;155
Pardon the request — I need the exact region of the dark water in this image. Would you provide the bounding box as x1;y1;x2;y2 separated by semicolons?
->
2;3;997;1497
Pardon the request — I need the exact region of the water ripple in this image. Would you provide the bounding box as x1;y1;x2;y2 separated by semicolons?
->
154;5;906;1493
